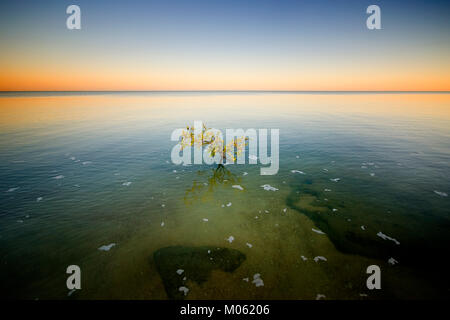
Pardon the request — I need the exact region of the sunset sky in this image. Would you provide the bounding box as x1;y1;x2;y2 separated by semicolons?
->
0;0;449;91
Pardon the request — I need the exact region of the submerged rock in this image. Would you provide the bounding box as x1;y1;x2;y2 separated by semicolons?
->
153;246;246;299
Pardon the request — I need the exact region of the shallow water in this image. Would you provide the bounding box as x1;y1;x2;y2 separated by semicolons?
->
0;92;449;299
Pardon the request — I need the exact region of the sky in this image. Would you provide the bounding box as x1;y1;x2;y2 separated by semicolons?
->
0;0;449;91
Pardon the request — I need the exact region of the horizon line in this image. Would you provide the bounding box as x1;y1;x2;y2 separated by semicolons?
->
1;90;449;94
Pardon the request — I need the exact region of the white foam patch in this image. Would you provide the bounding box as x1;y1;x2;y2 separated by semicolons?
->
122;182;132;186
243;172;248;176
312;228;325;235
232;185;244;191
98;243;116;251
314;256;327;262
53;175;64;180
67;289;77;297
252;273;264;287
179;286;189;296
324;189;332;192
377;231;400;245
6;187;19;192
203;218;209;222
261;184;278;191
291;170;306;174
434;190;448;197
330;178;340;182
36;197;43;202
82;161;92;165
388;257;398;265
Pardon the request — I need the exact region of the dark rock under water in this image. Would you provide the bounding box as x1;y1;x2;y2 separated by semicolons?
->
153;245;246;299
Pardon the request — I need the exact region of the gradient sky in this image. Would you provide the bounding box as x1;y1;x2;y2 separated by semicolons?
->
0;0;449;91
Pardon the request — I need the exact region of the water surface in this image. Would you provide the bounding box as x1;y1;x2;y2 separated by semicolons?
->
0;92;449;299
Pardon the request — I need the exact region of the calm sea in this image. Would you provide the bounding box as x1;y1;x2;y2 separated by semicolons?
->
0;92;449;299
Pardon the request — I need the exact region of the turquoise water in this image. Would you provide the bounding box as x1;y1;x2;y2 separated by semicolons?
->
0;92;449;299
